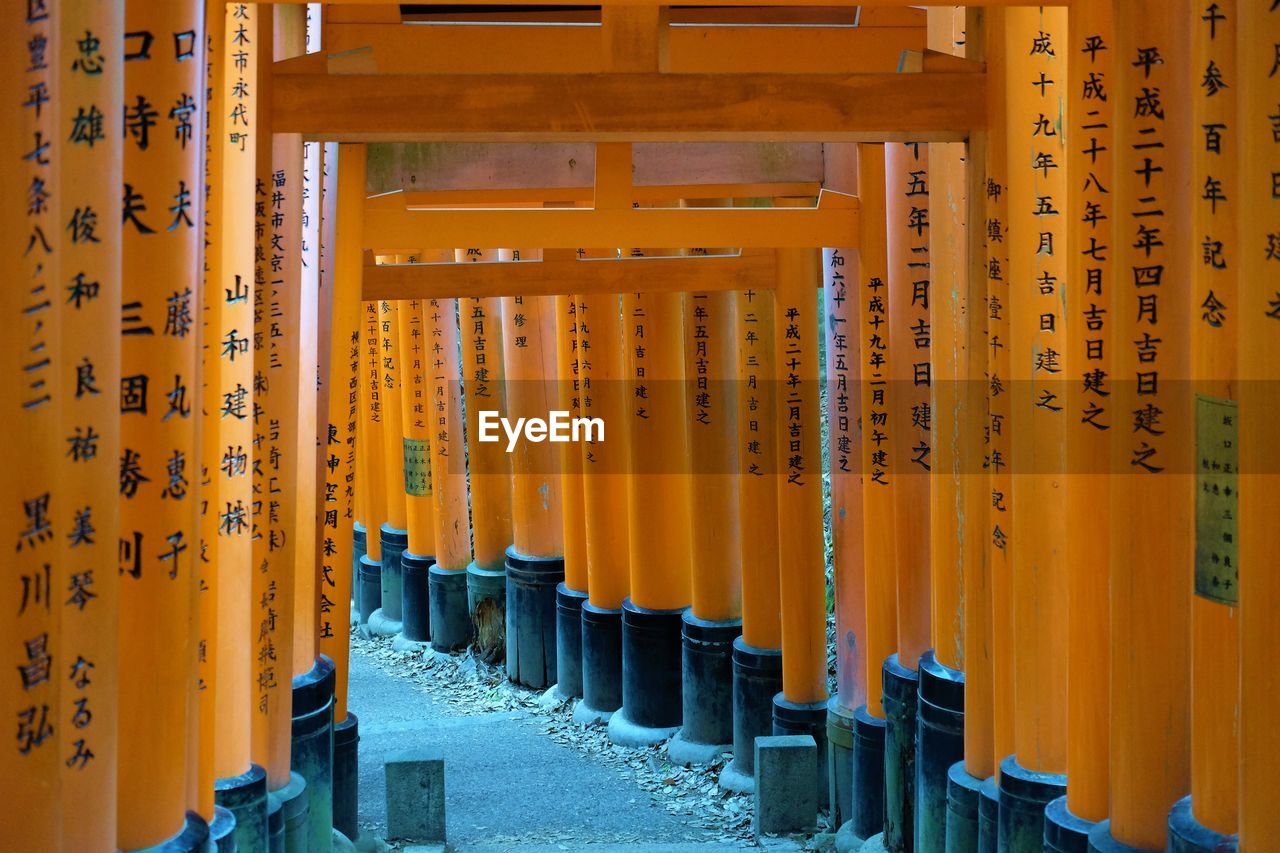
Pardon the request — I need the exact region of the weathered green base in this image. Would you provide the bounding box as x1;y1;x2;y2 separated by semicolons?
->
269;771;309;853
215;763;268;853
292;656;336;853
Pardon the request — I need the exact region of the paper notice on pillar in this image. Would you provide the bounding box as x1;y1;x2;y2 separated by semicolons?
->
404;437;432;496
1195;394;1239;606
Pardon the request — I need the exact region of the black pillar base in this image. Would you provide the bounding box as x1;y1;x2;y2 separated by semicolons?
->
467;560;506;663
209;806;236;852
918;650;965;852
356;554;380;630
429;565;471;652
333;712;360;844
215;763;268;853
1167;795;1238;853
575;602;622;724
978;776;999;853
607;598;685;745
977;773;998;845
944;761;982;853
378;525;409;629
668;613;739;765
291;655;335;853
127;811;210;853
269;771;308;853
720;638;782;793
505;547;565;689
555;584;587;699
883;653;920;852
828;699;855;831
400;551;435;643
352;522;367;613
1044;795;1098;853
852;704;887;841
773;693;830;811
1087;820;1154;853
998;754;1066;853
267;788;283;853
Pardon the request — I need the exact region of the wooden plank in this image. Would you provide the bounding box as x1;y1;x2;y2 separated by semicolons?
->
362;249;779;299
268;0;1067;6
361;194;857;250
273;71;985;142
363;142;825;194
391;181;822;206
317;22;923;74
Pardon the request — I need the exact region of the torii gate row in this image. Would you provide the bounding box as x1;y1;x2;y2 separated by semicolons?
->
360;139;852;298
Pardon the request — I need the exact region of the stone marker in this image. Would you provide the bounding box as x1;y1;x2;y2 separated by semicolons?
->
754;735;819;836
385;752;446;842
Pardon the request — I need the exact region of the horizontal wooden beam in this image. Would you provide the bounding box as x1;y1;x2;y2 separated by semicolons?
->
319;22;924;75
363;249;779;300
263;0;1066;6
364;142;825;195
274;71;984;142
362;192;856;250
386;181;822;207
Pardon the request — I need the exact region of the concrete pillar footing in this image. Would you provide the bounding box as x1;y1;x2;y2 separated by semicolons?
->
717;760;755;794
606;706;680;747
834;819;867;853
366;608;403;638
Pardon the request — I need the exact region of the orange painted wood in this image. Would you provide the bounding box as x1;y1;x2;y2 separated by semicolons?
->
2;2;63;847
854;144;899;719
625;284;694;611
579;290;633;611
57;0;123;842
736;287;782;650
926;5;968;673
1237;5;1280;848
1108;0;1194;845
115;0;205;844
556;295;589;594
1063;0;1112;822
318;144;366;722
885;141;932;671
271;71;984;143
1187;0;1240;836
773;204;828;704
456;249;514;570
1005;5;1068;776
980;6;1014;778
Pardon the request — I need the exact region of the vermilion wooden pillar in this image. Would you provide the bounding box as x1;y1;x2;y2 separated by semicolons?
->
116;0;207;847
999;8;1070;848
502;269;566;690
719;280;784;794
918;9;970;849
1170;2;1242;849
366;294;409;638
456;248;513;658
1097;1;1194;849
772;208;830;805
553;293;589;700
422;285;475;653
1237;6;1280;849
849;144;898;841
611;276;694;744
881;141;932;853
208;4;268;850
576;290;632;724
823;236;866;829
981;13;1015;837
319;144;366;845
670;232;743;765
57;1;123;849
396;291;438;647
2;4;62;849
1047;0;1114;848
